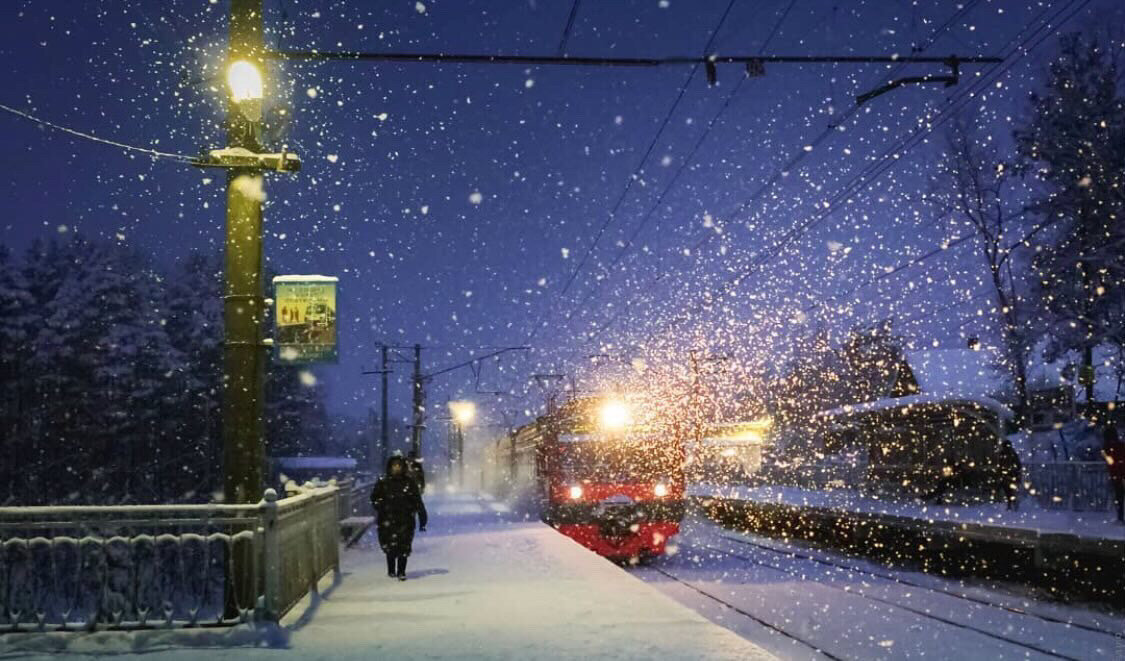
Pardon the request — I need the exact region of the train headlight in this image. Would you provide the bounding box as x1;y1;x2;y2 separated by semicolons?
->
569;485;584;500
599;400;631;430
654;483;669;498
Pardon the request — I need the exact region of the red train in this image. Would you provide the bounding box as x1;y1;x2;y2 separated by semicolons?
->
483;395;685;561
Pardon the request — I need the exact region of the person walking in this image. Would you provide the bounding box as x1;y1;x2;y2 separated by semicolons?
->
997;438;1022;511
1102;425;1125;523
371;454;428;580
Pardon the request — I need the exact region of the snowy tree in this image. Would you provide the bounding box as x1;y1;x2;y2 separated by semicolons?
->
767;323;848;431
165;251;225;498
1016;30;1125;403
266;365;331;458
32;239;185;502
22;238;93;502
929;116;1038;414
0;246;35;503
837;319;913;404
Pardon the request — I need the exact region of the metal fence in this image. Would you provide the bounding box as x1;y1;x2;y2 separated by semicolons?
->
1026;462;1112;512
0;484;344;632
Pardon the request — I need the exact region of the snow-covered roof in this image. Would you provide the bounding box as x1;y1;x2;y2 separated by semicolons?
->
904;349;1009;401
816;392;1013;422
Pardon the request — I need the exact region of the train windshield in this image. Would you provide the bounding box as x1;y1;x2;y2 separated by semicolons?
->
555;441;681;482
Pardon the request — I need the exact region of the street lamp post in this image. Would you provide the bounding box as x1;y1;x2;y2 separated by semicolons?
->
222;0;267;507
449;401;476;487
204;0;300;507
191;0;303;620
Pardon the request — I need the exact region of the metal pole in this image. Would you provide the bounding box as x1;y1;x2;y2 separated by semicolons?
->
458;423;465;487
223;0;266;506
223;0;266;621
412;344;424;456
380;344;390;466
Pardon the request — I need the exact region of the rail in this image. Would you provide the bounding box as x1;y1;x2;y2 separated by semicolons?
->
0;485;344;632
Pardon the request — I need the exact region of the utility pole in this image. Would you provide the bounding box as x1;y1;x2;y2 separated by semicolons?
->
223;0;267;505
457;422;465;487
532;373;566;413
411;343;424;456
381;344;390;466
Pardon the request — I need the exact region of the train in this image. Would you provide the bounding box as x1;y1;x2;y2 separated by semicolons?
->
483;395;685;561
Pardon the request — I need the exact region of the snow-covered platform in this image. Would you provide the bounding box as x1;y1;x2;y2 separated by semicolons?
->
691;484;1125;604
4;492;774;660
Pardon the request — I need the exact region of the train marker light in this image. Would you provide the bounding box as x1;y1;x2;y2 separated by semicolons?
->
654;483;669;498
599;400;631;431
569;485;584;500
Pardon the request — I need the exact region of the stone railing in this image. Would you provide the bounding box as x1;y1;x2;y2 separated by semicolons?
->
0;485;341;632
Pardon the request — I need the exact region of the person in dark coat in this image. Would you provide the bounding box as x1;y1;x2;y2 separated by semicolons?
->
406;449;426;494
997;439;1022;511
1102;425;1125;523
371;455;428;580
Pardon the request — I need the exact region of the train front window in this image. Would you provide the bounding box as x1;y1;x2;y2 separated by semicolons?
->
556;442;679;482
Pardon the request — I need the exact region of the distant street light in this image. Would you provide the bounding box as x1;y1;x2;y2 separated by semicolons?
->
450;400;476;425
448;401;475;488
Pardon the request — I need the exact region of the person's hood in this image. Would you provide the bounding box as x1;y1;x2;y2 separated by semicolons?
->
386;455;407;475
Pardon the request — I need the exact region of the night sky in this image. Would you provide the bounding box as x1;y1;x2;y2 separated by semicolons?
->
0;0;1117;449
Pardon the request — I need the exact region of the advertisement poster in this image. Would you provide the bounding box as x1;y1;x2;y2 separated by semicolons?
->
273;275;338;364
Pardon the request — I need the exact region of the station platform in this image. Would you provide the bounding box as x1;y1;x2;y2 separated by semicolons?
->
7;492;774;660
691;484;1125;605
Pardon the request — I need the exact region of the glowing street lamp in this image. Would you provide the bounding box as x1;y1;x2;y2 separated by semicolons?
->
448;400;475;488
227;59;263;121
450;400;476;425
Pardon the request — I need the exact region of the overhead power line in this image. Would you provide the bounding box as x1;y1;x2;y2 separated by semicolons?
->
523;0;741;343
636;0;1091;344
555;0;801;326
711;0;1087;302
558;0;582;55
556;0;986;347
0;102;199;164
269;50;999;69
579;0;1085;350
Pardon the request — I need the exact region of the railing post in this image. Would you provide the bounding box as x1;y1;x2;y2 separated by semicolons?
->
259;488;281;622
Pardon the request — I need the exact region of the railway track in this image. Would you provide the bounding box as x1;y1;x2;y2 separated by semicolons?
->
665;537;1114;661
718;533;1122;640
646;563;845;660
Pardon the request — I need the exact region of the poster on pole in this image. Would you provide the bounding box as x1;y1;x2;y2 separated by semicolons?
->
273;275;339;364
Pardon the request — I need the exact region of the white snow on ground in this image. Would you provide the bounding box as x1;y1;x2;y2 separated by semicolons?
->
690;484;1125;540
2;492;774;661
637;514;1125;661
